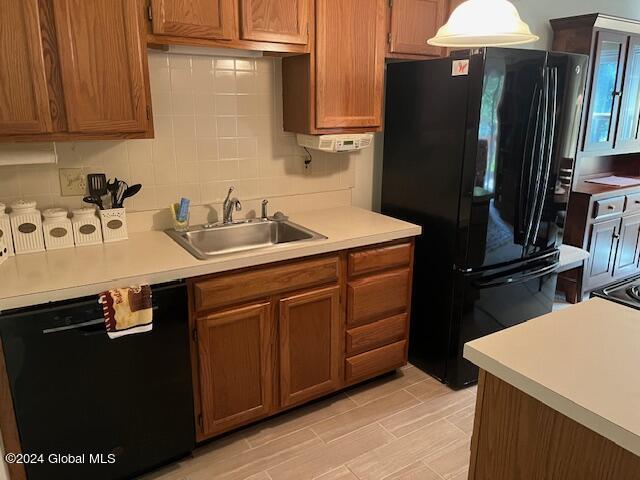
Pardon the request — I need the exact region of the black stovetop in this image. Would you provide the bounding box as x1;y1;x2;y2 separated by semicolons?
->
592;275;640;310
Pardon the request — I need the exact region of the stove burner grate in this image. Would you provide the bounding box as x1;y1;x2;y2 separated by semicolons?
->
626;285;640;302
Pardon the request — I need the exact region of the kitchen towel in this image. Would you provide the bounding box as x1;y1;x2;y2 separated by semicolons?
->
99;285;153;339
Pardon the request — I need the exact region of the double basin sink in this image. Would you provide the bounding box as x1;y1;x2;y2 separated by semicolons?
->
166;218;326;260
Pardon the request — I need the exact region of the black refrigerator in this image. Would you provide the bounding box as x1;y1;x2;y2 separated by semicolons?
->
381;47;587;388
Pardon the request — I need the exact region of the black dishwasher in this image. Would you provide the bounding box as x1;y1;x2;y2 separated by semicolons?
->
0;281;195;480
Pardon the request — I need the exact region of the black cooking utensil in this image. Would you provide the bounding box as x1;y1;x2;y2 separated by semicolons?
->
107;178;120;208
82;196;103;209
114;181;128;208
87;174;107;209
117;184;142;208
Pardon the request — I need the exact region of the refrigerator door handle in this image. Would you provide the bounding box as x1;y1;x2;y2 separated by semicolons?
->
531;67;559;245
525;67;551;249
519;86;543;236
472;261;560;289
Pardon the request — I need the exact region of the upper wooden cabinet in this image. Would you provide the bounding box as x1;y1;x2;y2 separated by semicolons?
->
240;0;309;44
150;0;236;40
282;0;386;134
316;0;386;129
387;0;447;58
552;14;640;156
0;0;52;135
53;0;150;133
0;0;152;142
146;0;310;53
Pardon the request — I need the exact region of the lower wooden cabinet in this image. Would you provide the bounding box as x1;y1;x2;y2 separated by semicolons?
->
189;240;414;441
279;286;341;407
196;302;274;437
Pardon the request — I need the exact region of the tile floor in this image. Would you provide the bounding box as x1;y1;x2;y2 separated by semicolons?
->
142;365;477;480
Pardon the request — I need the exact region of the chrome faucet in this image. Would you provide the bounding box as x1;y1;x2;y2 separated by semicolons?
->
261;199;269;220
222;186;242;224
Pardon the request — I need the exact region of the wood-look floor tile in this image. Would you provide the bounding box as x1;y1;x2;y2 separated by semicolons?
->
138;431;250;480
347;419;465;480
267;424;395;480
404;377;452;401
445;404;475;435
344;366;427;406
243;393;358;448
382;461;442;480
423;437;471;479
447;467;469;480
311;390;420;443
188;428;322;480
380;390;475;438
314;465;359;480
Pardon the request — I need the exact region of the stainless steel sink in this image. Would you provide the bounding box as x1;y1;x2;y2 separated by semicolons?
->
166;219;326;260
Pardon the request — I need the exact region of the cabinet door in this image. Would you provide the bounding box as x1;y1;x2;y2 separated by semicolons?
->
586;218;620;288
240;0;309;44
196;302;274;437
613;213;640;279
151;0;235;40
279;286;341;407
53;0;149;133
0;0;52;134
316;0;386;129
615;36;640;151
583;31;627;153
389;0;447;57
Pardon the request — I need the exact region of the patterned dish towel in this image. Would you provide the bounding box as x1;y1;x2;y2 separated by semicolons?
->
99;285;153;339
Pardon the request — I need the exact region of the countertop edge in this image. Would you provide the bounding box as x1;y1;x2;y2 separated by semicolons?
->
0;225;421;312
463;344;640;457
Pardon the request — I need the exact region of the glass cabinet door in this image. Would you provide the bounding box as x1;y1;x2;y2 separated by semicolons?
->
583;32;627;153
616;35;640;151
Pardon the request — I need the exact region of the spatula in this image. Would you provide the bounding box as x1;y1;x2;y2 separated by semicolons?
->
87;174;107;209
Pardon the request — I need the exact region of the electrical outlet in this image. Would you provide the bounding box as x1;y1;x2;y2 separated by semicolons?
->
59;168;86;196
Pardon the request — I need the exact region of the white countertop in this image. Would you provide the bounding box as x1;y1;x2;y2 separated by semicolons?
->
0;207;421;312
464;298;640;456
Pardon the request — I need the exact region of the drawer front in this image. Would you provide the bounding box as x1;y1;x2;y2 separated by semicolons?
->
345;340;407;383
593;197;625;219
193;255;340;312
348;242;412;277
625;193;640;213
347;269;410;327
346;314;407;356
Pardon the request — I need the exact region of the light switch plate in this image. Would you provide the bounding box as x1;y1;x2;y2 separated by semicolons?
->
59;168;86;196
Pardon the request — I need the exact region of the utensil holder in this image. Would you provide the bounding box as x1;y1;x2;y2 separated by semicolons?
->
99;208;128;242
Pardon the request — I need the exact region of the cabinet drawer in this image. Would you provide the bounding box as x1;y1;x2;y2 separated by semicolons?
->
193;255;339;312
345;340;407;383
625;193;640;213
593;197;625;219
347;269;410;327
346;314;407;356
348;242;412;277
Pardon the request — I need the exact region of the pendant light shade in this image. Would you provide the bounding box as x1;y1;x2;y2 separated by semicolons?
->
427;0;539;47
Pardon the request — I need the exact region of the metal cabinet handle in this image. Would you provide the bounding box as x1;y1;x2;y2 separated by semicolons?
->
613;233;620;239
607;205;615;210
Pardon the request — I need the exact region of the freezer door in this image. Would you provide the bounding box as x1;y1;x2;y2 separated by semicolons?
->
460;48;548;270
447;252;559;387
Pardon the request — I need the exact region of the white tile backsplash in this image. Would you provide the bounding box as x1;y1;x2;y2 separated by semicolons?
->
0;52;357;213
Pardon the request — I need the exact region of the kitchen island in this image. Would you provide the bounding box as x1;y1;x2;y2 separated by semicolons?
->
464;298;640;479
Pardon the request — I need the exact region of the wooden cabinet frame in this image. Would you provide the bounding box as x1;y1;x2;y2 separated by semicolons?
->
188;241;414;442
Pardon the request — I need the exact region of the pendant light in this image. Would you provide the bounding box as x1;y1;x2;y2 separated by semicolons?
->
427;0;539;47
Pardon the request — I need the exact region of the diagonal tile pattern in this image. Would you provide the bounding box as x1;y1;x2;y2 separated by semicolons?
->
141;365;476;480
